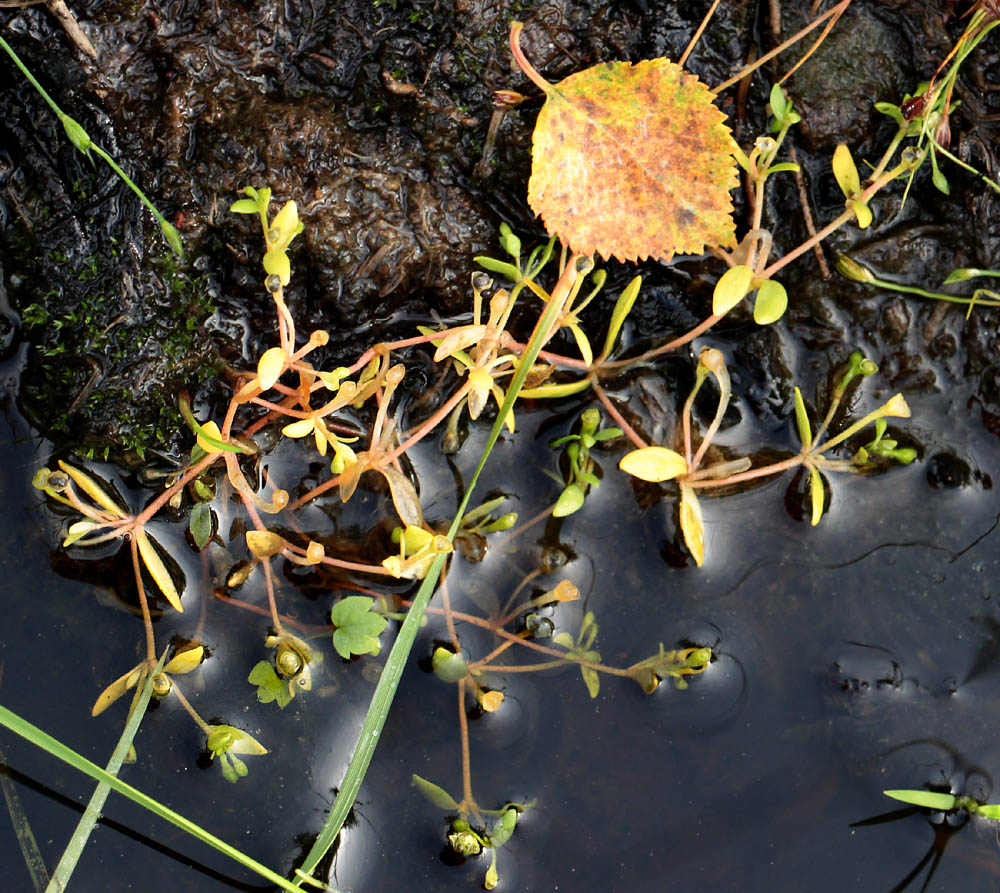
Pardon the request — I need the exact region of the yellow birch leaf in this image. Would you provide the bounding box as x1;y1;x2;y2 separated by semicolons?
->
511;23;737;262
135;528;183;612
619;446;688;482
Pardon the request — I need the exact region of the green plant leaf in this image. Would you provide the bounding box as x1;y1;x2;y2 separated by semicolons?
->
230;198;261;214
474;256;522;282
600;275;642;358
679;484;705;567
809;466;825;526
883;790;956;810
331;596;389;660
491;808;517;848
712;264;753;316
552;483;586;518
793;386;812;449
753;279;787;325
411;774;460;811
431;647;468;683
976;804;1000;820
580;666;600;698
189;502;213;550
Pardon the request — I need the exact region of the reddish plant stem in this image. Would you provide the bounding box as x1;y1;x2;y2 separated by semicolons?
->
130;536;157;666
593;384;647;450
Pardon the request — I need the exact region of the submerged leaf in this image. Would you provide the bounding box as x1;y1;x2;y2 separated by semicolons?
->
511;23;737;262
412;774;460;811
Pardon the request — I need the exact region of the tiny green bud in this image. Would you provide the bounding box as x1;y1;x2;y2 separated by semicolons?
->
835;254;876;284
60;114;92;155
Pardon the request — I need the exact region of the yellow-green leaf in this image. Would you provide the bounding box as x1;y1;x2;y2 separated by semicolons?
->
246;529;285;558
793;386;812;449
619;446;688;482
164;645;205;675
282;417;316;438
135;528;183;612
256;346;287;390
263;249;291;286
510;22;737;262
832;143;861;197
58;461;128;519
91;663;145;716
809;466;825;526
712;264;753;316
679;484;705;567
753;279;787;325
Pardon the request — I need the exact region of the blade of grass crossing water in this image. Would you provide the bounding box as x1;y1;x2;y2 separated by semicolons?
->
296;259;581;881
46;655;164;892
0;703;309;893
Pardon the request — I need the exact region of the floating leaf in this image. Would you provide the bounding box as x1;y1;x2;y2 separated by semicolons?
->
753;279;788;325
883;790;956;811
412;774;460;811
256;347;287;390
679;484;705;566
331;596;389;660
809;466;825;527
91;663;145;716
431;646;468;683
713;264;753;316
246;529;285;558
619;446;688;482
58;461;127;519
510;22;737;262
552;483;586;517
135;528;183;612
977;804;1000;820
164;645;205;675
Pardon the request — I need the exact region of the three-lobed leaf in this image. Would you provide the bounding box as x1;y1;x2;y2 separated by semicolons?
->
331;596;389;660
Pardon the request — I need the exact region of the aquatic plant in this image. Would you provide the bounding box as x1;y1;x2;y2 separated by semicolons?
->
9;1;1000;889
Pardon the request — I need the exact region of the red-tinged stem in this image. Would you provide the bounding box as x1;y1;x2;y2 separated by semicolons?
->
685;454;801;488
380;379;473;468
715;0;851;92
593;384;647;450
509;21;553;95
287;472;344;511
599;311;723;372
679;0;723;67
457;678;475;813
134;451;220;526
130;537;157;666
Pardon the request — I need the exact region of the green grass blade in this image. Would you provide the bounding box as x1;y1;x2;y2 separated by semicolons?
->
46;655;164;892
0;703;307;893
0;747;50;891
295;258;580;883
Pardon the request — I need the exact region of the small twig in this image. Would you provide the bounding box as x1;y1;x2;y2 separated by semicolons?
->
788;144;831;278
46;0;98;62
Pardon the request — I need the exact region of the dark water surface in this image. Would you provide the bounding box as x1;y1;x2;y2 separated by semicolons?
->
2;370;1000;892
